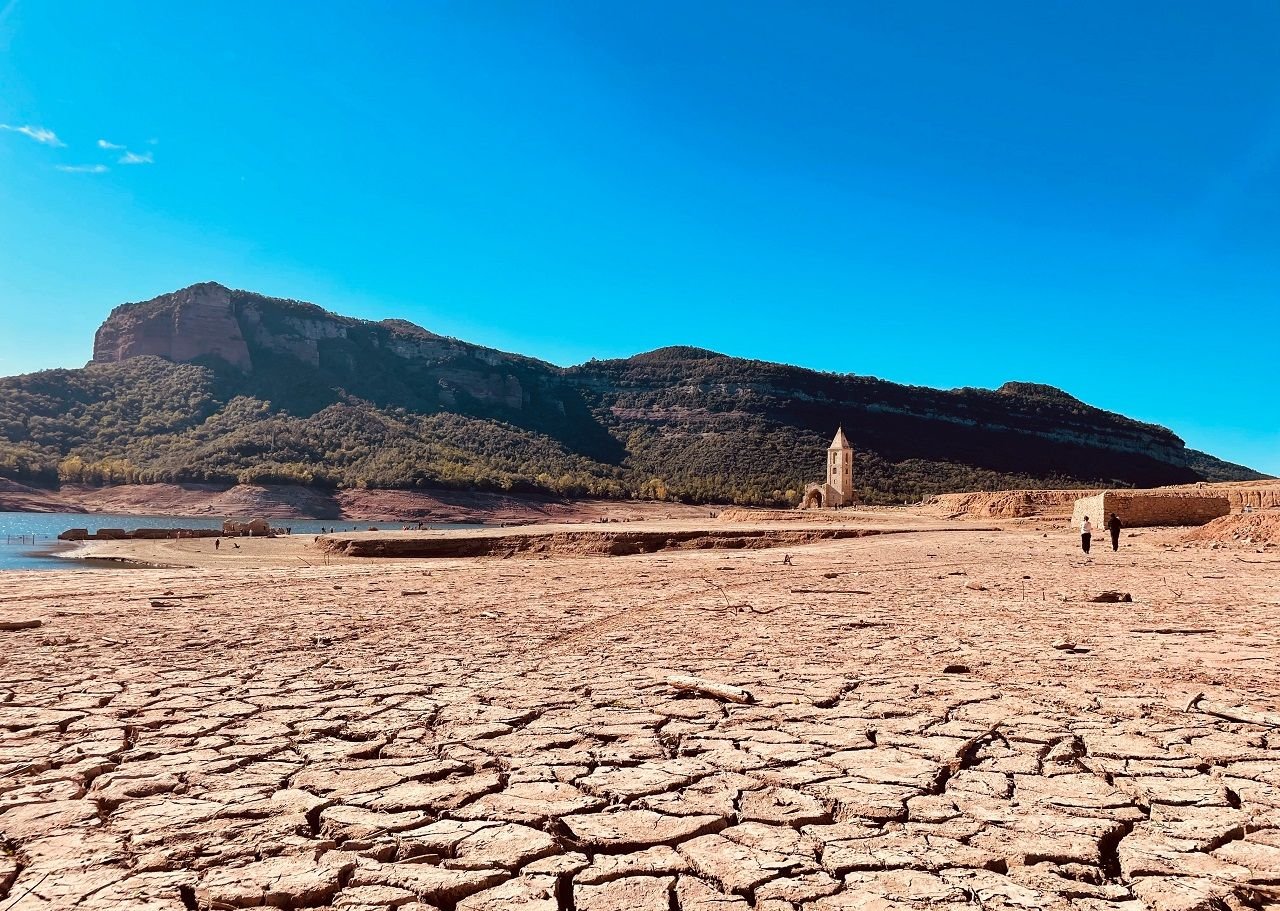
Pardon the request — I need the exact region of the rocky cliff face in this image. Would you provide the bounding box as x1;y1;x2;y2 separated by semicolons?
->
92;283;547;413
93;283;253;371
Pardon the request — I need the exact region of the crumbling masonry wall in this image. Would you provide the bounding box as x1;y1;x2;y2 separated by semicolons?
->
1072;491;1231;529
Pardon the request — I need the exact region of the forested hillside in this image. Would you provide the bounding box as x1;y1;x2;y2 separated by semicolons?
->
0;284;1265;505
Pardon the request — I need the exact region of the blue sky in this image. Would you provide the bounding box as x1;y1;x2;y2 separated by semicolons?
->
1;1;1277;474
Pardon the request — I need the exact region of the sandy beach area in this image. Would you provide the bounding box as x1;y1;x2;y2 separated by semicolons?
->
2;514;1279;909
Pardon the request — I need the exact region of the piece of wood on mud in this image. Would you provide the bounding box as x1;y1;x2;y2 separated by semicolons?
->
668;675;755;704
1185;693;1280;728
1089;591;1132;603
0;619;42;631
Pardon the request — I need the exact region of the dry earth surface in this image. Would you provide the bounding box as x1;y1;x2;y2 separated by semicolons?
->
2;517;1280;910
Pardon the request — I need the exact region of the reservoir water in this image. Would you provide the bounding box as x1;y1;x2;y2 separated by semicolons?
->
0;512;422;571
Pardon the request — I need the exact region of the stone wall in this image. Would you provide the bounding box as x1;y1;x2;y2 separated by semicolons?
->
222;518;275;536
1071;491;1231;529
58;527;221;541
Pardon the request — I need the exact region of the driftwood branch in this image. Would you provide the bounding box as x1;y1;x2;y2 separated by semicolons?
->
1185;693;1280;728
0;619;41;631
791;588;873;595
668;675;755;704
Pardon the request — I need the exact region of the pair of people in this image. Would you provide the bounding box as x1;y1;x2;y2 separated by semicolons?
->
1080;513;1122;554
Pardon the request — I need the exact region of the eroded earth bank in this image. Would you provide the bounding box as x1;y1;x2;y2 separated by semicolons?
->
2;524;1279;910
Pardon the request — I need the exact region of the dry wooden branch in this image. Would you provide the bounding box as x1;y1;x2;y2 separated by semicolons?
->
1131;628;1216;635
0;619;42;631
668;674;754;704
790;588;873;595
1185;692;1280;728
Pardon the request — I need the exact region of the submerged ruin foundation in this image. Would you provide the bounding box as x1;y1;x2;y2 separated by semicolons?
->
1071;490;1230;528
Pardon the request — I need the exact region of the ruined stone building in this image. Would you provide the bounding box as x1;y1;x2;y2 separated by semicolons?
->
1071;491;1230;528
802;428;857;508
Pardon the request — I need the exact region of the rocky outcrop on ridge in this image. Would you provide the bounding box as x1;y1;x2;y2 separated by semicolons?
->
93;283;254;372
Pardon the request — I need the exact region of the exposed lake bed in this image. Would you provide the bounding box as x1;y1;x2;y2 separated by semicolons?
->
1;513;1277;909
0;512;414;571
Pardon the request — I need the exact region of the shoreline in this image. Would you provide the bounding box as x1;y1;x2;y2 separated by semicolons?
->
0;479;720;525
61;512;1003;569
49;541;172;570
0;540;163;573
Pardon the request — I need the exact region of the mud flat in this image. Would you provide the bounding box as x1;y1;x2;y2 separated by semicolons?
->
2;522;1279;909
318;516;996;559
61;512;990;567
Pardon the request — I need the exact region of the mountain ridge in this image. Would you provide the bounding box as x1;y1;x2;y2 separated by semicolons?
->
0;282;1267;505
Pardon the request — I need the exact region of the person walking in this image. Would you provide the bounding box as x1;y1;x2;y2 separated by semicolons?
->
1080;515;1093;555
1108;512;1122;552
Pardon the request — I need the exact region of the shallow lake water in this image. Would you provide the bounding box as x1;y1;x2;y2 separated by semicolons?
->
0;512;431;571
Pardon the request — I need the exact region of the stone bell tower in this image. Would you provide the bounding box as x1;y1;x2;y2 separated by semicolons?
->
802;427;857;508
826;427;855;505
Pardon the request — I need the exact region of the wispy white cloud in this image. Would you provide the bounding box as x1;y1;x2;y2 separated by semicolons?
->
97;138;125;150
119;150;153;165
56;163;109;174
0;123;65;146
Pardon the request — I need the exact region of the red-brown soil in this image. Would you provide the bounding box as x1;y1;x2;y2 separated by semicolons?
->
1182;510;1280;547
0;478;82;513
0;480;711;524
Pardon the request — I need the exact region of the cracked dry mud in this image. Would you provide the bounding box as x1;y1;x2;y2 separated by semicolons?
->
2;526;1279;910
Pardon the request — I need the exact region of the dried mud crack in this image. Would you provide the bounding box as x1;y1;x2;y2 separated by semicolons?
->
1;524;1278;909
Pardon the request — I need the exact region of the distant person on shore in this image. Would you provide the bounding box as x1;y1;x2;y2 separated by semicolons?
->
1080;516;1092;555
214;538;220;551
1108;513;1122;551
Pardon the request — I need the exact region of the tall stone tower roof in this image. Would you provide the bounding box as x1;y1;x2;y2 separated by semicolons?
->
829;427;852;450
